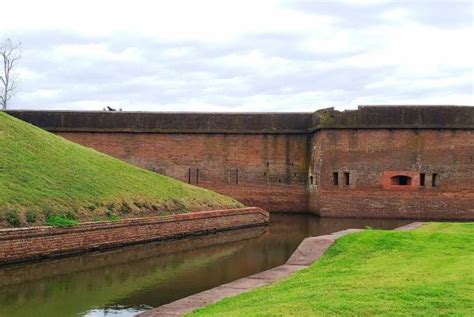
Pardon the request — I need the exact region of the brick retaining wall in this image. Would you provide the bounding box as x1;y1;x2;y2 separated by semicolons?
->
0;207;269;266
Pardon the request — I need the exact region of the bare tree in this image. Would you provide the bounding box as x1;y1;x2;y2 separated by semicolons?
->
1;38;22;110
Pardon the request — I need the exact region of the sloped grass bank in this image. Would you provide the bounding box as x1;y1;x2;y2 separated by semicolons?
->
191;222;474;316
0;112;242;228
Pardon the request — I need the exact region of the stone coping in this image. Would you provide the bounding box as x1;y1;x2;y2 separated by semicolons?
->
7;106;473;134
139;222;425;317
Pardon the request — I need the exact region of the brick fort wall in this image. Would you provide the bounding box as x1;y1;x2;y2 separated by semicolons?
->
8;106;474;219
309;129;473;219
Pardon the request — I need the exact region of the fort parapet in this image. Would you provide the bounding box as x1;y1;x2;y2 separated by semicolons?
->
8;106;474;219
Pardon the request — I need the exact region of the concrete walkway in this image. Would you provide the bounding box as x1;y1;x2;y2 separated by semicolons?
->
139;224;423;317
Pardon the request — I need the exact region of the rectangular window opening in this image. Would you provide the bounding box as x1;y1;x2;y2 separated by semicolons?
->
432;173;438;187
188;168;191;184
196;168;200;185
344;172;350;186
235;169;239;185
333;172;338;186
420;173;425;186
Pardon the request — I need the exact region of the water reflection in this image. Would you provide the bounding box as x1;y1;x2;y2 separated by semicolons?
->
0;214;410;317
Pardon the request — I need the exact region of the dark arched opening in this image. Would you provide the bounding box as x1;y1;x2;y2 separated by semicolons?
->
390;175;412;186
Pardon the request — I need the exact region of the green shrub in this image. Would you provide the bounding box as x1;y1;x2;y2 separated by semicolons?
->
25;210;37;223
6;209;21;227
108;214;120;221
120;202;131;213
106;210;120;221
178;207;189;213
106;203;115;211
45;214;78;228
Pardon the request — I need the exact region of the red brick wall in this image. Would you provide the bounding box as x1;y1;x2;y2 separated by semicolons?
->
54;128;473;219
0;208;269;265
310;129;474;219
8;108;473;219
58;132;310;212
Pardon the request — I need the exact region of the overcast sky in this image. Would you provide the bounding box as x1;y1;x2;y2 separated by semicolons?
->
2;0;473;112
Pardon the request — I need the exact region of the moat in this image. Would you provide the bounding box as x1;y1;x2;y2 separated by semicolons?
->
0;214;410;317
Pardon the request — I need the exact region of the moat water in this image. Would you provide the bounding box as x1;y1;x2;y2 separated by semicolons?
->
0;214;410;317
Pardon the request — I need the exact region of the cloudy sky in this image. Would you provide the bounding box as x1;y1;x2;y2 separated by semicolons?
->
1;0;473;112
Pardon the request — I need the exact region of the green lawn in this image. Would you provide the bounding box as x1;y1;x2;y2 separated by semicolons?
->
191;222;474;316
0;112;242;227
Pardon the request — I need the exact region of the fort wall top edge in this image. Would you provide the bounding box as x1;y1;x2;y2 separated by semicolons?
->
7;105;473;134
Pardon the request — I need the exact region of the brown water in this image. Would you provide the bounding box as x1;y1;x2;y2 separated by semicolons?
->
0;214;410;317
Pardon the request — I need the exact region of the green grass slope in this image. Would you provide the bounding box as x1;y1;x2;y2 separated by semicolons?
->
192;222;474;316
0;112;243;228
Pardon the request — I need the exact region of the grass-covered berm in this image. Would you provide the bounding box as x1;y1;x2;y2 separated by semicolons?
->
191;222;474;316
0;112;243;228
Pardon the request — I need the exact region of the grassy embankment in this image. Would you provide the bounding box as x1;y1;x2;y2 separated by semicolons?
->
0;112;243;228
191;222;474;316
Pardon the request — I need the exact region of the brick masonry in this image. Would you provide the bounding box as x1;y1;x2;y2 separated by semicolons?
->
310;129;474;219
0;207;269;265
57;132;310;212
8;106;474;218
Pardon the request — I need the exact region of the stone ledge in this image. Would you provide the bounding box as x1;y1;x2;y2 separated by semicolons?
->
394;222;426;231
139;223;425;316
7;106;473;134
285;236;335;266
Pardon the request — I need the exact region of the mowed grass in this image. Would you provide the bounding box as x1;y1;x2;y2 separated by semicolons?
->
191;222;474;316
0;112;242;227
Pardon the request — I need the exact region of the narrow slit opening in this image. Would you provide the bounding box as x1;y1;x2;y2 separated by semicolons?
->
344;172;350;186
432;173;438;187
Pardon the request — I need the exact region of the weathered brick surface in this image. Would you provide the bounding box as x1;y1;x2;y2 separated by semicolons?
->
58;132;310;212
0;208;269;265
310;129;474;219
7;106;474;218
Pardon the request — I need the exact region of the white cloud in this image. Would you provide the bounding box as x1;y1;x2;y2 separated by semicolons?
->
53;44;143;63
2;0;472;111
338;0;393;5
20;89;60;100
0;0;335;41
365;72;473;90
338;23;473;71
15;66;44;80
215;50;300;76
